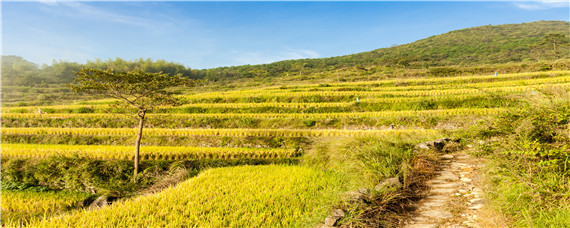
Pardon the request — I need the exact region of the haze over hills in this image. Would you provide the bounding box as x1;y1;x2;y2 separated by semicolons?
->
2;20;569;87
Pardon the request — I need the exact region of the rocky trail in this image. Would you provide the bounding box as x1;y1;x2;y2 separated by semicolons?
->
403;150;504;228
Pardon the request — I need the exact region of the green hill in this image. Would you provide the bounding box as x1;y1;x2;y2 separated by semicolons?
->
341;20;569;67
203;20;569;80
1;20;569;89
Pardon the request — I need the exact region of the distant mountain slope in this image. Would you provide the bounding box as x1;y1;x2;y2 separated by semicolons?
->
2;20;569;86
346;20;569;67
203;20;569;79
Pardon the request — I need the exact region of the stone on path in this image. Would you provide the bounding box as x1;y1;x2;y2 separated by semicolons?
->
323;209;345;226
422;200;446;208
431;188;457;194
460;177;472;183
432;182;460;188
469;204;484;210
420;210;453;219
470;198;485;204
375;177;402;191
426;195;448;201
406;224;438;228
436;171;459;181
427;179;447;185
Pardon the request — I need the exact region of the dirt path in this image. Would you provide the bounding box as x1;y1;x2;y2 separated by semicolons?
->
403;151;505;228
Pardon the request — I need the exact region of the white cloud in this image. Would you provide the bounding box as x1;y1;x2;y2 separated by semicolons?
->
34;1;197;37
514;0;569;10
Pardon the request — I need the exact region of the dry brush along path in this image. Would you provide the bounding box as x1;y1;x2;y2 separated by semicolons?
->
403;148;505;228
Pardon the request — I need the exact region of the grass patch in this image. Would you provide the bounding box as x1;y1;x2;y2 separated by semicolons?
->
469;87;570;226
303;133;442;226
1;156;298;197
27;165;349;227
0;188;95;227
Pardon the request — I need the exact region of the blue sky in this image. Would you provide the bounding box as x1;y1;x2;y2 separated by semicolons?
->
2;1;569;69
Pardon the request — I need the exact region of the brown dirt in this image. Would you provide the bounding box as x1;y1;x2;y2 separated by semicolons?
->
402;150;508;228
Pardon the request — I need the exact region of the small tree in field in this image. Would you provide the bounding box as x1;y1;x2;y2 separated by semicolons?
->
540;33;568;60
68;68;191;182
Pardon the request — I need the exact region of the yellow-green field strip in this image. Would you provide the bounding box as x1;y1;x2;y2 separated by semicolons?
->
26;165;346;227
302;70;570;87
1;108;504;119
209;71;570;93
2;127;439;138
183;83;569;98
0;94;496;113
4;72;566;112
265;74;570;93
1;190;92;213
0;94;512;114
3;102;352;113
1;144;299;160
351;75;570;91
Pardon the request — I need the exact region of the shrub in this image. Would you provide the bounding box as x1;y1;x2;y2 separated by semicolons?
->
427;67;460;77
495;87;570;170
74;107;94;113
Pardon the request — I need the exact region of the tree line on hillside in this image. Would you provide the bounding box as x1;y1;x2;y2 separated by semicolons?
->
1;57;198;87
2;21;568;87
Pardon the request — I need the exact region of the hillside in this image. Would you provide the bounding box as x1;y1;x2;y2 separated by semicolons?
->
3;21;569;84
2;20;569;106
204;20;569;79
341;20;570;67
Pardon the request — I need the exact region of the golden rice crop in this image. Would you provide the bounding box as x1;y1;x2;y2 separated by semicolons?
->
2;107;504;119
2;102;351;113
4;71;566;114
367;75;570;91
269;74;570;93
182;83;569;99
288;70;570;88
0;93;516;115
2;127;439;138
28;165;349;227
1;144;299;160
1;190;92;213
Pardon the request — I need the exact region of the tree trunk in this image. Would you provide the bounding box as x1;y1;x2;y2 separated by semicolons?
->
553;41;557;60
133;109;146;183
533;47;541;61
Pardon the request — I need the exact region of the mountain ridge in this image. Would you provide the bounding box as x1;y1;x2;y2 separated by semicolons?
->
2;20;569;86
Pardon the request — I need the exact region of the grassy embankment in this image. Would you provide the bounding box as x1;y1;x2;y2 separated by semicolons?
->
461;87;570;226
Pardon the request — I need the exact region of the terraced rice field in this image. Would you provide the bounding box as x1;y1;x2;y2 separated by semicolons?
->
2;70;568;227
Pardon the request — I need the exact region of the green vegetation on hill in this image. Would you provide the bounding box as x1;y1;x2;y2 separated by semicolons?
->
189;20;570;81
2;21;568;90
464;87;570;226
350;21;570;67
